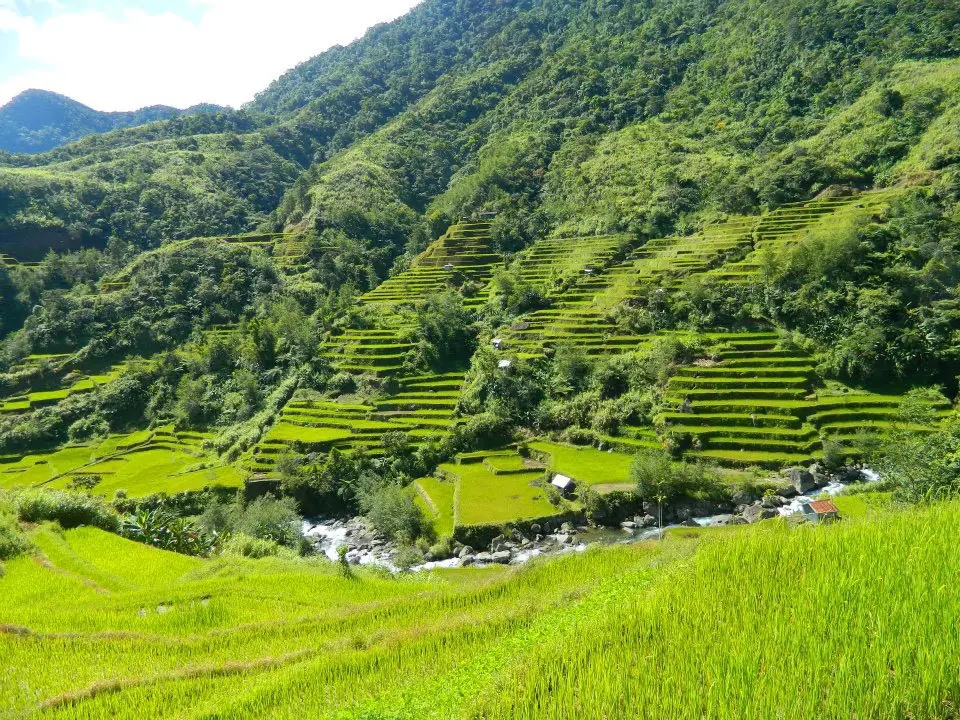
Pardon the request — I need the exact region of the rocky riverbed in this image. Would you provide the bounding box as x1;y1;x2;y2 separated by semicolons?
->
302;465;881;572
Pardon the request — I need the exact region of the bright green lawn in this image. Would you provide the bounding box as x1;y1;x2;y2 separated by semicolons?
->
483;455;533;473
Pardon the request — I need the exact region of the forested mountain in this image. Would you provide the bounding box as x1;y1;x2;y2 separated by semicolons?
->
0;0;956;256
0;89;224;154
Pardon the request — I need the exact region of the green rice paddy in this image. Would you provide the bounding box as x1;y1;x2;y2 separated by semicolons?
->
2;500;958;718
439;460;560;528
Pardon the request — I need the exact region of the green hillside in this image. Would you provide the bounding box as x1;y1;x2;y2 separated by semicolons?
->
1;0;960;715
1;500;959;717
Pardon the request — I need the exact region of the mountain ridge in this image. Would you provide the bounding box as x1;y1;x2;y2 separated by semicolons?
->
0;88;225;154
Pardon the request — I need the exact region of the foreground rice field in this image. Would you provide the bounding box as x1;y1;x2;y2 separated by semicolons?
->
2;501;958;718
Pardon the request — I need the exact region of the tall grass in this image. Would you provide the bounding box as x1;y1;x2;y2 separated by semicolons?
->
1;503;959;718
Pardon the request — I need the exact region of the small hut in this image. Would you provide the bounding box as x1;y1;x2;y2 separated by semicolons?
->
801;500;839;523
551;473;575;495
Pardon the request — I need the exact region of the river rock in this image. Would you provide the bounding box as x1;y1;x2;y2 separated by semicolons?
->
640;515;655;528
836;467;864;484
761;495;783;509
461;554;475;566
530;523;542;535
775;485;798;498
560;522;575;533
474;552;493;563
491;551;512;564
731;489;754;505
490;535;508;553
787;468;816;493
681;518;700;527
555;533;569;545
742;503;778;523
620;520;637;529
458;545;474;559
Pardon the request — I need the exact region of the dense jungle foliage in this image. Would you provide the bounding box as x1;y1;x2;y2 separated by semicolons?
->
0;0;959;534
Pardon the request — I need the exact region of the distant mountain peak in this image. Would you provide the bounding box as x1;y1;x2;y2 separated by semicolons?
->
0;89;225;154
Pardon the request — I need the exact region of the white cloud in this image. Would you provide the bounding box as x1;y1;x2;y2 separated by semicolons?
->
0;0;422;110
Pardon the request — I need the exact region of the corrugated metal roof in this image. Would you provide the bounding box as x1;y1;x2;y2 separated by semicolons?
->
551;474;574;490
809;500;839;514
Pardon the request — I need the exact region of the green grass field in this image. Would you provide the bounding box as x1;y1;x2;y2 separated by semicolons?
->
2;501;959;718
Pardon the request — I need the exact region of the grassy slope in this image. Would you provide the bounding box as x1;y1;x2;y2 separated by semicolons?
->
2;502;958;718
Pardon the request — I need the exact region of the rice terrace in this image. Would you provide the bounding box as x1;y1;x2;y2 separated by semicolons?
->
1;0;959;717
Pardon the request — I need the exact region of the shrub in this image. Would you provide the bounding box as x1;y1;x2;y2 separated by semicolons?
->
327;371;356;396
364;485;430;544
393;544;424;571
122;508;213;556
16;490;120;531
579;486;611;524
562;427;599;446
221;532;285;559
428;536;455;560
231;496;303;547
0;516;30;560
630;450;722;505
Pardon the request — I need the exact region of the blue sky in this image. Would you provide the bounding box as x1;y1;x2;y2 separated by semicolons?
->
0;0;421;110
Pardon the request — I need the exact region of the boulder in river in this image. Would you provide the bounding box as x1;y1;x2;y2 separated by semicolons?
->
681;519;700;527
742;503;779;524
775;485;798;499
761;494;784;509
491;551;512;564
458;545;474;559
475;552;493;563
787;468;817;494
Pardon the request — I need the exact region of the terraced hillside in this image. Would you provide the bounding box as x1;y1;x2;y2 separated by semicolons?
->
246;373;465;474
0;425;241;497
500;216;759;358
704;189;901;285
246;220;503;476
493;189;950;467
657;333;949;469
320;221;500;376
0;362;127;416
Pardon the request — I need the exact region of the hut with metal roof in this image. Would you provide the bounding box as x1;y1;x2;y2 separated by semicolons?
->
801;499;839;523
551;473;575;495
